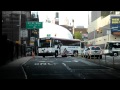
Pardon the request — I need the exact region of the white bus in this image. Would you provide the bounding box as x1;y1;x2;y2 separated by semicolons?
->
37;37;84;57
103;41;120;56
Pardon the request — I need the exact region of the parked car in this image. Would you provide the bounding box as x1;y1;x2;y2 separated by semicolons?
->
85;46;102;59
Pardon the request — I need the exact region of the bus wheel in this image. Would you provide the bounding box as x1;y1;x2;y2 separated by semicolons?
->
74;52;78;57
113;52;118;56
43;56;45;58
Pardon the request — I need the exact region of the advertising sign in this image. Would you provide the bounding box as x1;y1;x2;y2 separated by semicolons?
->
110;15;120;34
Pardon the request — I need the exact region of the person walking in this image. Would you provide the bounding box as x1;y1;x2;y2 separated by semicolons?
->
32;47;35;59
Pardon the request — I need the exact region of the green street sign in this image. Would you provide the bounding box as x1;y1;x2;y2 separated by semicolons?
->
26;21;43;29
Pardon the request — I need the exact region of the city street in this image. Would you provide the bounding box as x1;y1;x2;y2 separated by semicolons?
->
21;56;120;79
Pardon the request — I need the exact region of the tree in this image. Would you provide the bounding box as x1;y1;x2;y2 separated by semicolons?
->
74;31;82;40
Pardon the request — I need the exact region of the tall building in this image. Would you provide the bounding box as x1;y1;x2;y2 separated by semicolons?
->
2;11;31;45
55;12;59;18
55;12;59;25
88;11;120;48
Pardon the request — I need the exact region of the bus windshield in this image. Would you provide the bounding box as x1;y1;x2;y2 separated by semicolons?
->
39;39;51;48
105;42;120;49
109;43;120;48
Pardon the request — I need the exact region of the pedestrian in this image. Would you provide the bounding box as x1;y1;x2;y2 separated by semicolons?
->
32;48;35;58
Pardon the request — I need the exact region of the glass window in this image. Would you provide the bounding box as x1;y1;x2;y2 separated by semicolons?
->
39;39;50;47
91;47;100;50
109;43;120;48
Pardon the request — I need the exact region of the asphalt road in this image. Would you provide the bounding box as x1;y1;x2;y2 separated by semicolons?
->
22;56;120;79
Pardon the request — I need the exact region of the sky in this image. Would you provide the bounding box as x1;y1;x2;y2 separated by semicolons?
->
35;11;88;28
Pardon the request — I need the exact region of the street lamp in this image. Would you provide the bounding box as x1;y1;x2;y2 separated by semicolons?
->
18;11;21;44
72;19;74;35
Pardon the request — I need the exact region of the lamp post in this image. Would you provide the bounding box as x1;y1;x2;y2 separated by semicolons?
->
93;29;95;45
19;11;21;44
72;19;74;36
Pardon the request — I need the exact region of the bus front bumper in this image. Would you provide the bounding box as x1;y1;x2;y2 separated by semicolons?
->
38;53;55;56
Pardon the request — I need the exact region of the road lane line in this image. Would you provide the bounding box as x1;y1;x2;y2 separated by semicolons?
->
62;63;72;72
21;58;32;79
21;65;27;79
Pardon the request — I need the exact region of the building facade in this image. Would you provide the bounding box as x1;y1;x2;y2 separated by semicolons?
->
88;11;120;49
55;12;59;25
2;11;31;45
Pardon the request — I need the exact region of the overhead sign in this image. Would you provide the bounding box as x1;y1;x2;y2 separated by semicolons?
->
26;21;43;29
110;15;120;34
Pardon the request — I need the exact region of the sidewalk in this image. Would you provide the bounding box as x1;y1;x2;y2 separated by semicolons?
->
79;55;120;70
0;56;32;79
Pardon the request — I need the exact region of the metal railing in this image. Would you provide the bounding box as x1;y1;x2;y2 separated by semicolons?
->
1;35;26;66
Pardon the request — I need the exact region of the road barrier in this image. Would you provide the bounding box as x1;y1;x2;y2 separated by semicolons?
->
81;53;120;70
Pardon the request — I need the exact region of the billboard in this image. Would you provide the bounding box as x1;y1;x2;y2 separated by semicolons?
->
110;15;120;35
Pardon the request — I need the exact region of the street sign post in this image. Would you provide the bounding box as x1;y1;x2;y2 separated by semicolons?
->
26;21;43;29
20;29;28;38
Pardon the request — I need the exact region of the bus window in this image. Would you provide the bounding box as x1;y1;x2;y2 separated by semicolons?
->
105;42;120;50
110;43;120;48
39;39;50;48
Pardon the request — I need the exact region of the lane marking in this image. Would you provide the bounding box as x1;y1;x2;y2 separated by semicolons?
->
21;65;27;79
34;62;58;66
73;60;78;62
21;57;33;79
62;63;73;72
63;61;72;62
38;61;53;62
76;58;98;66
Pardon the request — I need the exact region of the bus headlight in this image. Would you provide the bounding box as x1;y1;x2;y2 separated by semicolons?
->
49;51;52;53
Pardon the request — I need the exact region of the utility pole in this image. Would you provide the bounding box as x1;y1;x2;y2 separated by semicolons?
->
94;29;95;45
72;19;74;38
19;11;21;44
